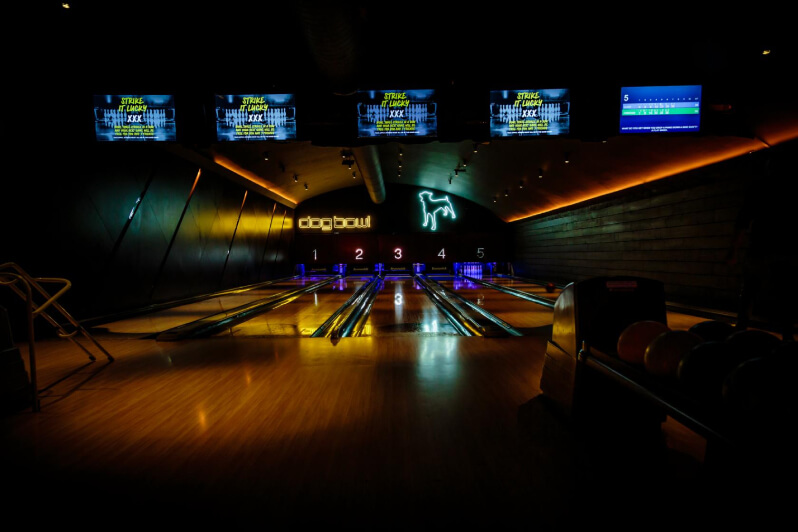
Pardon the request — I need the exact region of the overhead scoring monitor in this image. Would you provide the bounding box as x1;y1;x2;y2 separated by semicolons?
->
356;89;438;138
490;89;571;137
93;95;176;141
215;94;296;141
620;85;701;134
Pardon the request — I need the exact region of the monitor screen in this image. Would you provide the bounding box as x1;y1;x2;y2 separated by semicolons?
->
356;89;437;138
490;89;570;137
93;95;176;141
215;94;296;141
620;85;701;134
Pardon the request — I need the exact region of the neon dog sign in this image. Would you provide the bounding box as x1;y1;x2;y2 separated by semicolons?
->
419;191;456;231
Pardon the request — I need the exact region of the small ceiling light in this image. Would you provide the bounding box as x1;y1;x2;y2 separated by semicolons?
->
492;196;497;203
538;168;543;179
462;160;468;167
347;161;353;170
762;49;771;55
352;171;357;178
602;140;608;144
519;181;524;189
62;2;70;8
504;189;509;197
454;169;459;176
473;144;479;153
262;151;269;161
398;161;402;168
564;152;570;164
448;177;452;185
399;148;403;157
304;183;308;190
293;174;298;182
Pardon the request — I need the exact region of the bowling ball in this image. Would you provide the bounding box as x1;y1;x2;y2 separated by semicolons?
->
545;282;556;293
726;329;781;362
617;321;671;365
688;320;735;343
677;341;739;402
644;330;702;377
722;353;798;423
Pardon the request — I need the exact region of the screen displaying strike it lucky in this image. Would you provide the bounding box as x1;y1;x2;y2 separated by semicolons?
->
93;95;176;141
356;89;437;137
215;94;296;141
620;85;701;134
490;89;570;137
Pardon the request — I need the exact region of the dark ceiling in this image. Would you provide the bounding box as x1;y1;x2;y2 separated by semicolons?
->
40;2;797;221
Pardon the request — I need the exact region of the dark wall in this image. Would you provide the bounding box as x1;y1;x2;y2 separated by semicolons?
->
511;144;795;310
1;142;294;323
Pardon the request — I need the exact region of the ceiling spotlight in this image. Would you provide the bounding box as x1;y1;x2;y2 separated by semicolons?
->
352;171;357;178
564;152;570;164
454;169;459;176
473;144;479;153
448;177;452;185
399;148;403;157
462;160;468;167
602;140;608;144
519;181;524;189
398;161;402;168
538;168;543;178
347;162;353;170
304;183;308;190
504;189;509;197
62;2;70;8
492;196;497;203
762;49;771;55
293;174;298;182
262;151;269;161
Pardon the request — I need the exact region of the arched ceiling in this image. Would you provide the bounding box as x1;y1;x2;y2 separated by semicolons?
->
46;2;798;221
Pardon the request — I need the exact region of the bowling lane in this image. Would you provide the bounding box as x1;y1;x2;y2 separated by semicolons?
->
436;276;554;332
217;276;371;337
485;275;562;301
98;277;332;335
362;276;459;336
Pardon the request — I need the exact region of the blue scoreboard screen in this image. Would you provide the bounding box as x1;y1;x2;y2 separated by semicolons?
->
93;95;176;141
489;89;571;137
215;94;297;141
356;89;438;138
619;85;701;134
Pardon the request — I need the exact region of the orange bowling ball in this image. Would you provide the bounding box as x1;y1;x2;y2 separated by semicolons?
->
644;330;703;377
617;321;671;365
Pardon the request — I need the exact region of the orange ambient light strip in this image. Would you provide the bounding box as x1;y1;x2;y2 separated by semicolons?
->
506;143;770;223
212;153;298;205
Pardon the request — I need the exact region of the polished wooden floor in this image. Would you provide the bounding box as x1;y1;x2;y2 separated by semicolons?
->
1;288;789;527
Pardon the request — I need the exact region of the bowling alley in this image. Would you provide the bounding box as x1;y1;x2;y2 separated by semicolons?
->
2;3;796;527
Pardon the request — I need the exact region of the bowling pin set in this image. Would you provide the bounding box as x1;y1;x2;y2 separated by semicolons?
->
493;103;564;123
219;107;291;127
97;108;171;127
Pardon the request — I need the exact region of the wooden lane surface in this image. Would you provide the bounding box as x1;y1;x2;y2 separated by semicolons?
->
436;277;554;332
485;275;563;300
95;277;328;335
3;334;565;525
363;277;459;336
217;276;370;337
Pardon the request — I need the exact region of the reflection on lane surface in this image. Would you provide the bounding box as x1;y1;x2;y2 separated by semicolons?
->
437;276;554;332
485;275;562;300
218;277;371;337
362;276;459;336
98;277;330;335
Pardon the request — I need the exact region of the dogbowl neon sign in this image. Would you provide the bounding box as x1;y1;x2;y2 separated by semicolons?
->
419;191;456;231
298;215;372;232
